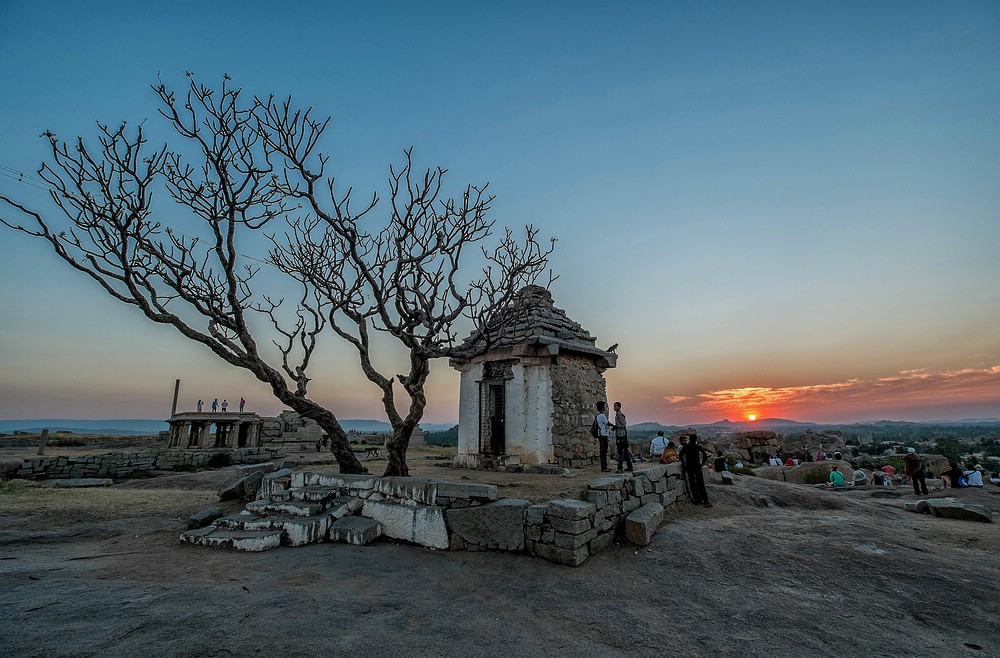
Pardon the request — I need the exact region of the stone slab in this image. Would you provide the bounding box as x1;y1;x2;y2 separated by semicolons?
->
625;502;664;546
533;542;589;567
188;505;224;529
180;528;282;552
375;477;438;505
362;499;449;549
926;499;992;523
546;499;595;521
329;516;382;545
588;475;630;491
642;464;668;481
435;481;499;501
445;499;529;551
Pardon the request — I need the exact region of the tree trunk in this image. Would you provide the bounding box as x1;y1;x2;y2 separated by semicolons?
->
269;386;366;474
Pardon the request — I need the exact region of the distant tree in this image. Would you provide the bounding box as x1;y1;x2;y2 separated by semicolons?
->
0;74;554;476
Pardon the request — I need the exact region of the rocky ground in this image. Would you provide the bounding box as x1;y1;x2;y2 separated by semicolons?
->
1;442;999;657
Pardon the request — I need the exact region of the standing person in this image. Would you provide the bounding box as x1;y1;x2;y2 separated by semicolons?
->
211;398;218;413
594;401;611;473
680;434;711;507
612;401;633;473
221;399;229;413
197;399;203;412
904;448;927;495
239;397;245;413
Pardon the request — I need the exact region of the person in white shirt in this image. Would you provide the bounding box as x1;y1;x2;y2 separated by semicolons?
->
595;401;611;473
650;431;668;458
964;466;984;487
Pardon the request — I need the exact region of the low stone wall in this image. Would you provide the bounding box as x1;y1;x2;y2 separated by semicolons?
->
16;448;273;480
265;463;688;566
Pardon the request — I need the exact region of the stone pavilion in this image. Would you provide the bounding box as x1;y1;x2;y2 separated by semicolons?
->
449;286;617;469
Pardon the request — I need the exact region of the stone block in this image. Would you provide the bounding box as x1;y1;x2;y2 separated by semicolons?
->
281;515;332;547
435;481;499;501
180;528;282;552
326;496;364;519
236;462;278;477
589;529;615;554
665;462;684;478
623;497;641;513
289;486;338;504
188;505;224;529
219;472;264;502
259;468;292;499
643;465;668;481
362;500;449;549
554;527;597;550
584;490;608;508
314;473;377;491
589;475;629;491
327;516;382;545
546;499;595;521
445;499;529;551
547;516;592;535
640;493;660;506
625;502;664;546
533;542;590;567
375;477;438;505
721;471;734;485
926;499;992;523
904;500;930;513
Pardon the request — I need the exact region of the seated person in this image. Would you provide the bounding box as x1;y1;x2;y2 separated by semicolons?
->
827;465;847;487
784;457;795;467
660;441;680;464
713;452;728;473
991;471;1000;486
964;465;984;487
870;467;889;486
852;468;868;486
649;431;667;459
940;462;966;488
882;463;896;478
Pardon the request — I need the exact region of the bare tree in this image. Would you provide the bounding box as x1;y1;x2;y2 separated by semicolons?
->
0;74;553;476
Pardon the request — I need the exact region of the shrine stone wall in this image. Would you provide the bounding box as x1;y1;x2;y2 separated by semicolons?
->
550;353;607;468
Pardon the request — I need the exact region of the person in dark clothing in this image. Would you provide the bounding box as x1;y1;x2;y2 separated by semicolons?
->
713;451;728;474
680;434;711;507
903;447;928;495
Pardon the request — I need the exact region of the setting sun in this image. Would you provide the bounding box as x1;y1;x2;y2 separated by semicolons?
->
747;414;757;421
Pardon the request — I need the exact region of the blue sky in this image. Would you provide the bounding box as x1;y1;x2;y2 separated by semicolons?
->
1;1;998;424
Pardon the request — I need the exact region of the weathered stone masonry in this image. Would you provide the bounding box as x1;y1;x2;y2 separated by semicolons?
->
16;447;272;480
182;462;689;567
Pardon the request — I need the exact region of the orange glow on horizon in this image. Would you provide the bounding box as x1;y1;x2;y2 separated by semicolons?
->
747;414;757;421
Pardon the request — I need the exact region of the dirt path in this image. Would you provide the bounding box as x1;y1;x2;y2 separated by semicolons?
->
2;461;999;656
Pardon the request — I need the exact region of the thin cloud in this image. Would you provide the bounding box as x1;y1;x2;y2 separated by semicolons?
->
673;365;1000;415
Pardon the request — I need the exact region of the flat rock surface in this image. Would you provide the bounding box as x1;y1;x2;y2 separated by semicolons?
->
1;446;999;656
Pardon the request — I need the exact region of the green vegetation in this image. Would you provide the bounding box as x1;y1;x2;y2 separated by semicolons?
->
425;426;458;447
207;452;233;468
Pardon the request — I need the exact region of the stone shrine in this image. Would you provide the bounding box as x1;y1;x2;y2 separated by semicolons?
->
449;286;617;469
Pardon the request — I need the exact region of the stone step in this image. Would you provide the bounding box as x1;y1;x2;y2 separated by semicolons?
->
287;486;339;504
215;510;342;547
180;527;282;552
246;499;322;517
329;516;382;545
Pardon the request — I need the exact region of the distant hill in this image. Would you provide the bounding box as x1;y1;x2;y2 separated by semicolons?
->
0;418;456;435
0;419;169;435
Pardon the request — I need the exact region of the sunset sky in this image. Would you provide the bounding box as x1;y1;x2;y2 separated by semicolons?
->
1;1;998;426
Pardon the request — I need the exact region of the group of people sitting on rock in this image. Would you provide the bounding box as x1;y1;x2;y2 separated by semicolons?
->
939;462;989;488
